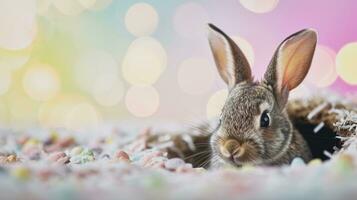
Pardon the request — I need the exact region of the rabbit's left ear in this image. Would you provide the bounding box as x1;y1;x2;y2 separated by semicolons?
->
208;23;252;89
264;29;317;105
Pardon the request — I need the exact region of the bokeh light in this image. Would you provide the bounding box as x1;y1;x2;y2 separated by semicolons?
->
38;94;81;128
231;36;255;66
125;3;159;37
122;37;167;85
239;0;279;13
0;0;37;50
0;47;31;71
0;0;356;129
74;49;119;92
37;0;52;15
336;42;357;85
306;45;337;88
92;73;125;107
0;99;9;125
78;0;96;9
65;102;101;131
7;91;38;126
0;69;12;95
38;94;100;130
23;64;61;101
86;0;112;11
206;89;228;119
53;0;84;16
173;2;209;38
177;58;215;95
125;86;159;117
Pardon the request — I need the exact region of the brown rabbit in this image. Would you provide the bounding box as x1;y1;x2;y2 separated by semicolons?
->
207;24;317;168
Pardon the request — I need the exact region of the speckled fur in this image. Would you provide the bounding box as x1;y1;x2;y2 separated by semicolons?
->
207;24;316;168
210;83;312;168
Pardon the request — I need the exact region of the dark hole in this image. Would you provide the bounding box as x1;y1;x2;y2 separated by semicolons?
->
292;120;342;160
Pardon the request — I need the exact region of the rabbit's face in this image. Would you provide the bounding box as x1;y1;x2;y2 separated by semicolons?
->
210;83;292;166
207;24;316;167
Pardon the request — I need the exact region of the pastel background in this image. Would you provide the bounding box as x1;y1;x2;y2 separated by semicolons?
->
0;0;356;130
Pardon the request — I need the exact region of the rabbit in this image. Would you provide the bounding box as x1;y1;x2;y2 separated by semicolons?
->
207;23;317;168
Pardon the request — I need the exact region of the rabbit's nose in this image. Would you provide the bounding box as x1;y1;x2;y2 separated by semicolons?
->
220;139;242;159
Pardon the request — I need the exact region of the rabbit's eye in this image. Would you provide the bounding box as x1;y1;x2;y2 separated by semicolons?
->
260;110;270;128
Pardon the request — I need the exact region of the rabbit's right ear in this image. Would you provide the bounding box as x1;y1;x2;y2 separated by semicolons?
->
208;24;252;89
264;29;317;107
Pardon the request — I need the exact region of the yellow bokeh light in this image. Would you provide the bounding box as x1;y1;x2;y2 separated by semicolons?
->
38;94;86;128
74;49;119;92
232;36;255;66
239;0;279;13
177;58;215;95
92;73;125;107
206;89;228;119
53;0;84;16
37;0;52;15
125;86;159;117
0;99;9;125
78;0;96;8
306;45;337;87
0;0;37;50
23;64;61;101
65;102;101;131
125;3;159;37
87;0;112;10
0;47;31;71
7;91;38;126
122;37;167;85
0;69;12;95
336;42;357;85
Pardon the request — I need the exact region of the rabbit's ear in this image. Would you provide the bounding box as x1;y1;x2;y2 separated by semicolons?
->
208;23;252;88
264;29;317;105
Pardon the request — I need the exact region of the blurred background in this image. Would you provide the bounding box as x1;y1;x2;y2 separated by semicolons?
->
0;0;356;131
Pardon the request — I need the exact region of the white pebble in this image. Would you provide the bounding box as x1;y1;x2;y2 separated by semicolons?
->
164;158;185;170
70;146;83;156
291;157;305;168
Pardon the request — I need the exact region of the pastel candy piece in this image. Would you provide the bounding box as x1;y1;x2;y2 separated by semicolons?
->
11;167;31;180
69;156;81;164
22;139;40;151
164;158;185;170
57;156;70;165
291;157;306;167
308;159;322;166
193;167;205;173
50;131;59;141
90;147;103;155
38;169;54;181
334;154;354;173
16;135;29;146
25;138;39;146
48;152;66;162
81;149;94;156
57;137;75;148
6;155;17;163
70;146;83;156
115;150;130;160
0;156;7;164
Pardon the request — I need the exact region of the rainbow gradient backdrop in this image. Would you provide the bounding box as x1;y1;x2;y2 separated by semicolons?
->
0;0;356;130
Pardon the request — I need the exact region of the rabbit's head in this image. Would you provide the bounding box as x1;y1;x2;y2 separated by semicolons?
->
208;24;317;166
